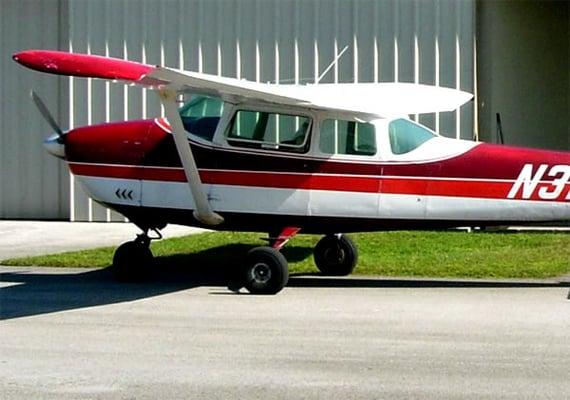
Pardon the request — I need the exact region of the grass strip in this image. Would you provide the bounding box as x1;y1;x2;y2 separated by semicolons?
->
2;231;568;279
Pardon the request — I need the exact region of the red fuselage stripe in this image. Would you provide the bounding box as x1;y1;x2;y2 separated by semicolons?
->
68;162;570;202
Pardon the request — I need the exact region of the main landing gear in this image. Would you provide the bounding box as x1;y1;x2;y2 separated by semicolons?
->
239;227;300;295
313;234;358;276
239;229;359;295
111;230;159;282
243;247;289;295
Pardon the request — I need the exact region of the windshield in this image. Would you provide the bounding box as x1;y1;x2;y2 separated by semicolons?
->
178;96;224;141
388;118;436;155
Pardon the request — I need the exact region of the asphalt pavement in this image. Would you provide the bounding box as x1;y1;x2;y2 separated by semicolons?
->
1;266;569;399
1;222;568;398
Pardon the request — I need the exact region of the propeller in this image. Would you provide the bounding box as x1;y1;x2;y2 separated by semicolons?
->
31;90;66;158
31;90;65;139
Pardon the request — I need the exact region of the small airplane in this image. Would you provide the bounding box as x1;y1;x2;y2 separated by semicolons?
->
13;49;570;294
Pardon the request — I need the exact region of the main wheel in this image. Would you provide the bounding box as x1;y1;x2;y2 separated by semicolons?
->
313;234;358;276
244;247;289;295
112;240;154;282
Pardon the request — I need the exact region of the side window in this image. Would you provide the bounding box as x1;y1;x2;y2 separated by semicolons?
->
178;96;224;142
319;119;376;156
388;118;435;155
227;110;311;153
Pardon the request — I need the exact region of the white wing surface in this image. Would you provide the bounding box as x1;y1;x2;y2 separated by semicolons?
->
145;67;473;116
13;50;472;117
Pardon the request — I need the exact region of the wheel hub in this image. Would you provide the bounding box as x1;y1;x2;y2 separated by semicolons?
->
250;262;272;285
324;246;345;265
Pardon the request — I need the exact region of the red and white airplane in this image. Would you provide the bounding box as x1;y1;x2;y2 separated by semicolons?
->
13;49;570;294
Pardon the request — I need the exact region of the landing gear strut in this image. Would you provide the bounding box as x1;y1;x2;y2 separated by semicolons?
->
112;230;158;282
313;234;358;276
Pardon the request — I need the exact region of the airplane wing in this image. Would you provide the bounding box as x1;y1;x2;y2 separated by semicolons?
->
146;68;472;116
14;50;473;116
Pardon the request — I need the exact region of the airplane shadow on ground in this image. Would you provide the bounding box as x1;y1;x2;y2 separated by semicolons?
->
0;244;310;320
1;244;568;320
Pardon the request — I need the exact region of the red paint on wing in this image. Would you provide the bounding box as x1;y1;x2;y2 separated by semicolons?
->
12;50;155;82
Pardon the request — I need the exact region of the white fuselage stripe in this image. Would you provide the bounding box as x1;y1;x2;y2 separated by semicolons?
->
75;175;570;222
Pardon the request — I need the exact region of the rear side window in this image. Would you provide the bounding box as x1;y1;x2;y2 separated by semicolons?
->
227;110;311;153
389;118;435;155
319;119;376;156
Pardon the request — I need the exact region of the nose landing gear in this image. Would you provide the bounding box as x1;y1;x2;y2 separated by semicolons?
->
111;229;160;282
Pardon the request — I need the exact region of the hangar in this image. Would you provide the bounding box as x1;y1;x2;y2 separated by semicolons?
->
1;0;568;221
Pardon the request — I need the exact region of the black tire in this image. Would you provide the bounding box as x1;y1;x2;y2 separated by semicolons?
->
111;240;154;282
313;234;358;276
244;247;289;295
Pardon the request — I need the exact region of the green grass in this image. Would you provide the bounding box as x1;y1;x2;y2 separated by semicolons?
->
2;231;569;279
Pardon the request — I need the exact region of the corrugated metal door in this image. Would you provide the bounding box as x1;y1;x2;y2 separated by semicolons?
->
66;0;474;222
3;0;475;221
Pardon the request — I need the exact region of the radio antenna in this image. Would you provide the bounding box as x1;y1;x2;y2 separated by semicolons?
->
316;45;349;84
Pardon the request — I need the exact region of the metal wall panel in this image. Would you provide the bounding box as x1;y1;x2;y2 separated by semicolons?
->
0;0;69;219
476;0;569;150
2;0;474;221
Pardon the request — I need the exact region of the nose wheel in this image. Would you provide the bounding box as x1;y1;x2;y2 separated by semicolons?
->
111;232;156;282
313;234;358;276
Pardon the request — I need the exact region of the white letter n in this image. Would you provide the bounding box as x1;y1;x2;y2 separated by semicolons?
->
507;164;548;199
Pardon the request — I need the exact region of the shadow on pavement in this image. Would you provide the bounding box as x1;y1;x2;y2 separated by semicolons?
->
0;244;314;320
1;243;567;320
0;268;199;321
288;274;570;289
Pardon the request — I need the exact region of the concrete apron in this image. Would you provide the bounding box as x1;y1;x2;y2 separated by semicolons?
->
0;221;207;259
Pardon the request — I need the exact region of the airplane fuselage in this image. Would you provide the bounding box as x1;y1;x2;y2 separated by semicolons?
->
62;116;570;233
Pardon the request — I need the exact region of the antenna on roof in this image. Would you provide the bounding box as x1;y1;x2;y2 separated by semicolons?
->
496;113;505;145
316;45;349;84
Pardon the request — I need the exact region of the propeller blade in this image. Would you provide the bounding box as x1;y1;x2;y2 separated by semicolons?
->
30;90;64;138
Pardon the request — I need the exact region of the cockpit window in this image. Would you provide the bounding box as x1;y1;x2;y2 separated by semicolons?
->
388;118;436;155
178;95;224;142
226;110;311;153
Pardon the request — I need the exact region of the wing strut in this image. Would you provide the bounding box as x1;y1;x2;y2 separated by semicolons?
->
157;88;224;226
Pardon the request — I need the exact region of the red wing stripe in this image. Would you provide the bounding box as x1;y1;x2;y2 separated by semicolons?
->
68;163;569;201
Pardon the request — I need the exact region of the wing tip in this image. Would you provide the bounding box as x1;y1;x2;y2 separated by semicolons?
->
12;49;155;82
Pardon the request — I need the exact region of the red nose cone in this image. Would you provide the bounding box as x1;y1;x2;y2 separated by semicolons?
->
65;120;158;165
